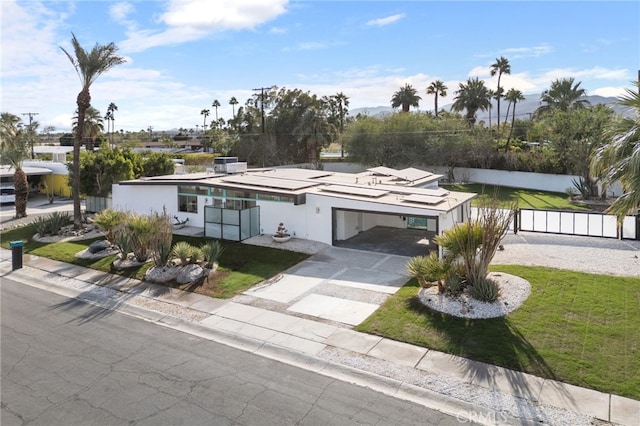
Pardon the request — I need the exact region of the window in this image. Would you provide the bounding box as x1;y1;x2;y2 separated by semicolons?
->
178;194;198;213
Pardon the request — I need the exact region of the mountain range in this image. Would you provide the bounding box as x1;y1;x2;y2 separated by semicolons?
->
350;94;635;122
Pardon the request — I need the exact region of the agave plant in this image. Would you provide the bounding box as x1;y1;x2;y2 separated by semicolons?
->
200;240;224;269
92;209;126;244
406;252;450;292
171;241;196;265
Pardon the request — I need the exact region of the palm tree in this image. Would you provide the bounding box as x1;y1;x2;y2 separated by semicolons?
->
591;80;640;221
451;77;492;126
212;99;221;122
200;108;210;131
504;88;525;149
229;97;238;118
490;56;511;129
426;80;447;117
107;102;117;143
73;106;104;150
391;83;421;112
0;113;31;217
60;33;125;228
333;92;350;157
293;107;337;168
535;77;590;117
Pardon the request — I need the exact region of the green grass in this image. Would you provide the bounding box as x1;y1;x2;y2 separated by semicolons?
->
441;183;590;211
1;224;308;299
356;265;640;399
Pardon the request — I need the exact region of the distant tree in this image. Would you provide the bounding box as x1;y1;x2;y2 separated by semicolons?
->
0;113;30;217
59;132;74;146
73;106;103;151
490;56;511;129
200;108;210;131
535;77;590;118
504;88;525;149
212;99;221;122
141;151;175;177
229;97;238;118
106;102;117;144
591;81;640;220
71;146;138;197
293;107;337;168
451;77;492;126
60;32;125;228
426;80;447;117
391;84;421;112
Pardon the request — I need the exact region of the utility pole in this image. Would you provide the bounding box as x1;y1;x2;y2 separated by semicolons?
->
22;112;39;158
252;86;274;133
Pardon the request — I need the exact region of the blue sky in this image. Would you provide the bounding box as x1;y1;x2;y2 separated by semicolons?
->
2;0;638;132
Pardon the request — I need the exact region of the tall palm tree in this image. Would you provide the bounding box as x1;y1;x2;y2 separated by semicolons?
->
426;80;447;117
490;56;511;129
60;33;125;228
107;102;117;143
391;83;421;112
229;97;238;118
535;77;590;117
451;77;492;126
504;88;525;149
212;99;221;122
200;108;210;131
591;80;640;221
0;113;31;217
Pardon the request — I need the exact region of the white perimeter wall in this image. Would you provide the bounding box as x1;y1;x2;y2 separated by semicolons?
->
319;163;623;197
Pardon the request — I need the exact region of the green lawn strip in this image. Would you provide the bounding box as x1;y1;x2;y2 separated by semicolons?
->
356;265;640;399
441;183;589;211
1;225;309;299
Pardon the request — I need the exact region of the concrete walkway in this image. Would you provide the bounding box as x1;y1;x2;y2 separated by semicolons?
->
1;247;638;425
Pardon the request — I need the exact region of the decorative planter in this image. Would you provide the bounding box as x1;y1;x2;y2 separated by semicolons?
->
272;235;291;243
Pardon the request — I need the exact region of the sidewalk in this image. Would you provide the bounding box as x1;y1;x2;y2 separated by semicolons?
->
1;248;639;426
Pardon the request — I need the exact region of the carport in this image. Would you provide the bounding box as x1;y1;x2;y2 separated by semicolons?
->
332;208;439;257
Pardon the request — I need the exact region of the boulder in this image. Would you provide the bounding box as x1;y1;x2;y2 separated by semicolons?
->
144;265;180;283
176;264;206;284
88;239;112;254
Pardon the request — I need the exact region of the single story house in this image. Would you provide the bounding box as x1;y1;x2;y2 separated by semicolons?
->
112;160;476;256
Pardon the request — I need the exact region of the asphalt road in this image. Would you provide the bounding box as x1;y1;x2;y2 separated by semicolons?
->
1;279;473;426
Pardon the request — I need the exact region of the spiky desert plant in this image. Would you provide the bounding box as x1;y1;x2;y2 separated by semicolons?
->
171;241;195;265
468;277;501;303
200;240;224;268
124;213;153;262
149;208;173;267
92;208;126;244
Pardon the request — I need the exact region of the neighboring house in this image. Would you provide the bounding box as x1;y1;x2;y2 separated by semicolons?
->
112;159;476;255
23;146;74;197
0;165;55;198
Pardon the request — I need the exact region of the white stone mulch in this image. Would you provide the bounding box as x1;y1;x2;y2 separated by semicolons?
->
418;272;531;319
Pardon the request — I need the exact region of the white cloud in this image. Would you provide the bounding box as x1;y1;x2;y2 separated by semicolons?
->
366;14;405;27
110;2;134;22
120;0;289;52
501;45;553;59
591;87;626;98
269;26;287;34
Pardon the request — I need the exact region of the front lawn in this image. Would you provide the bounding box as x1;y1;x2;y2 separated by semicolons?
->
356;265;640;399
1;224;309;299
441;183;590;211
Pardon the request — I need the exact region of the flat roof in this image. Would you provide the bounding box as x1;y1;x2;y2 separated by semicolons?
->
119;166;475;212
0;165;53;178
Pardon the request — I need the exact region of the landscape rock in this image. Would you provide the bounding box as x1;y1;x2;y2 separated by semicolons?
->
88;239;112;254
176;264;205;284
145;265;181;283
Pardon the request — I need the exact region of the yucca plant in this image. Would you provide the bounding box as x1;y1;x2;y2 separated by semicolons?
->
406;252;450;292
171;241;195;265
92;209;126;244
200;240;224;269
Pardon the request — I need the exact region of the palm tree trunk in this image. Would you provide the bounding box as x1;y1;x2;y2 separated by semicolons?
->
14;167;28;218
506;103;516;150
434;95;439;117
73;89;90;229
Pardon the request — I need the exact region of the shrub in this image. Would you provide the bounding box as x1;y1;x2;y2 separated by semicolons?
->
171;241;196;265
200;240;224;268
468;277;501;303
113;226;133;258
406;252;449;292
32;211;72;236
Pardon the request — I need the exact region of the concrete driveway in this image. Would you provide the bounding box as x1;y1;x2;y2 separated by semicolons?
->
237;246;411;327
